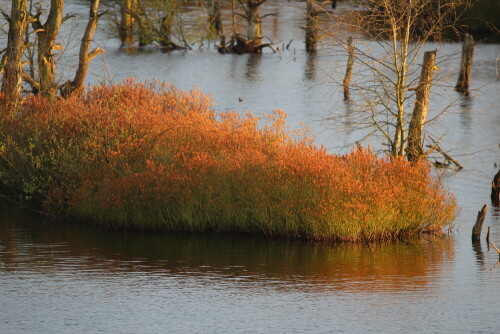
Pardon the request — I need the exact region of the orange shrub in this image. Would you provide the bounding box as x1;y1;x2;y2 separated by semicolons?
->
0;81;457;241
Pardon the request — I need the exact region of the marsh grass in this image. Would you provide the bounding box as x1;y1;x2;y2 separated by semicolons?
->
0;81;457;242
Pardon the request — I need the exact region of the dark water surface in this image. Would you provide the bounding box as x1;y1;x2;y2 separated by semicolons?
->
1;0;500;333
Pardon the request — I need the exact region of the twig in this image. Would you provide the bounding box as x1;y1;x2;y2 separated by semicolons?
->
491;241;500;255
429;138;463;170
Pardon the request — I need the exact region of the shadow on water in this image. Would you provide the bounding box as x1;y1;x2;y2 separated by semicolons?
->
0;206;455;293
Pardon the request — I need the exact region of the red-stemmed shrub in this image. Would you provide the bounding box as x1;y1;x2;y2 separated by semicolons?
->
0;81;456;241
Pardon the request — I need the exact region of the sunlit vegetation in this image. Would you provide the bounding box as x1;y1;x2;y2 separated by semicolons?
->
0;82;456;242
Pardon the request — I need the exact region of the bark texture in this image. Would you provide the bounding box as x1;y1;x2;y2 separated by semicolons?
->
1;0;29;102
407;50;437;162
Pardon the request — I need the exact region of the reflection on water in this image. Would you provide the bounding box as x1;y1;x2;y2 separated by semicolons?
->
2;206;500;334
1;0;500;333
304;51;317;81
245;54;262;81
472;240;485;268
0;208;454;293
459;95;473;133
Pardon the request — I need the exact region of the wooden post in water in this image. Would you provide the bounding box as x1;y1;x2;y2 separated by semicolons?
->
343;37;355;100
407;50;437;161
472;204;487;242
455;34;474;95
492;169;500;206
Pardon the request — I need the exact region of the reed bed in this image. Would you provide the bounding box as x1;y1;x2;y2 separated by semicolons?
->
0;81;456;242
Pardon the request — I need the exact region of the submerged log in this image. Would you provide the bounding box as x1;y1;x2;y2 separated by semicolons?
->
455;33;474;95
492;169;500;206
472;204;487;242
407;50;437;161
343;36;355;100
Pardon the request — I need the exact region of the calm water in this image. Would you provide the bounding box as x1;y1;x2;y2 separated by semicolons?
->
1;0;500;333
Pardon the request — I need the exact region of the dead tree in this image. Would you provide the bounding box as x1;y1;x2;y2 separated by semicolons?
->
208;0;222;36
1;0;29;102
343;36;354;100
119;0;138;44
472;204;487;242
31;0;64;97
492;169;500;206
407;50;437;162
224;0;275;54
60;0;105;97
246;0;264;46
455;33;474;95
305;0;319;53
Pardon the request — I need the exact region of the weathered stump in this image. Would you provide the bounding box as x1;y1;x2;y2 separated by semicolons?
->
472;204;487;242
492;169;500;206
455;34;474;95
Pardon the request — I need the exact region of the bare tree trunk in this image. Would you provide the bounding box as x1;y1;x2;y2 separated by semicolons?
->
343;36;354;100
208;0;222;35
407;50;437;162
160;14;173;45
61;0;104;98
247;0;263;46
455;33;474;95
305;0;318;53
34;0;64;97
1;0;29;102
120;0;137;44
231;0;238;35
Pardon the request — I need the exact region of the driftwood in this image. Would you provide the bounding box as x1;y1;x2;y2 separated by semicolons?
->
455;33;474;95
491;169;500;206
425;138;463;170
472;204;487;242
